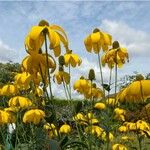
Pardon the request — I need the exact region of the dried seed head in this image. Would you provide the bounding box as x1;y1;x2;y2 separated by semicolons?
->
59;65;64;72
113;41;120;49
58;55;65;66
93;28;100;33
92;83;97;88
88;69;95;81
80;76;85;79
38;20;49;26
136;74;144;81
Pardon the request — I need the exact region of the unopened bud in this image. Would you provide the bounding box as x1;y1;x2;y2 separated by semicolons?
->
58;55;65;66
113;41;120;49
59;65;64;72
38;20;49;26
136;74;144;81
93;28;100;33
92;83;97;88
80;76;85;79
88;69;95;81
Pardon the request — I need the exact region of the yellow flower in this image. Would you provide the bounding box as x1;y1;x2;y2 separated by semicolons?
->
84;28;112;53
118;126;127;132
23;109;45;124
4;107;19;113
101;132;114;141
73;113;86;123
8;96;32;108
117;80;150;103
1;84;18;96
85;125;103;137
73;77;91;94
44;123;58;138
0;110;15;124
59;124;71;134
14;72;32;90
25;20;68;57
106;98;118;106
31;73;42;86
21;53;56;76
94;102;106;110
114;108;126;115
101;41;129;68
54;71;70;84
84;86;103;99
34;87;43;97
124;122;136;131
114;114;125;121
121;136;135;141
64;51;82;67
112;144;127;150
136;120;149;131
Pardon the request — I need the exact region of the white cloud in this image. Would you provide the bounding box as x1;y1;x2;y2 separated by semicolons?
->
100;19;150;57
0;40;16;62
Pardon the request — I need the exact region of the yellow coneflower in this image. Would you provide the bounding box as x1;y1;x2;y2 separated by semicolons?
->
25;19;68;57
23;109;45;125
84;28;112;53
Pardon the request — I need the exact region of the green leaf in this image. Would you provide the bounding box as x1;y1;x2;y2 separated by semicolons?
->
102;84;111;92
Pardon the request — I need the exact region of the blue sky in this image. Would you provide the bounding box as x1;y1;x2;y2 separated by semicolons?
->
0;1;150;97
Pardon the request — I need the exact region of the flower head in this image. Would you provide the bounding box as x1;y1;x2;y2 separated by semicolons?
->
101;41;129;68
1;84;18;96
64;51;82;67
112;144;127;150
23;109;45;124
94;102;106;110
8;96;32;108
25;20;68;57
59;123;71;134
84;28;112;53
0;110;15;124
14;72;32;90
54;70;70;85
21;53;56;76
117;79;150;103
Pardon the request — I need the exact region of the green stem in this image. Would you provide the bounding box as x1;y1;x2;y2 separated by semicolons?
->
62;80;69;100
114;51;118;107
98;52;105;97
68;64;72;100
44;33;53;100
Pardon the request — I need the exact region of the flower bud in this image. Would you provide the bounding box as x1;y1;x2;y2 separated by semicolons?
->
88;69;95;81
136;74;144;81
38;20;49;26
58;55;65;66
59;65;64;72
93;28;100;33
92;83;97;88
113;41;120;49
80;76;85;79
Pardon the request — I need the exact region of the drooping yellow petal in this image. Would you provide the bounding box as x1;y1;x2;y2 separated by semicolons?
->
49;24;68;42
48;29;60;49
91;32;101;43
84;35;92;52
29;26;45;40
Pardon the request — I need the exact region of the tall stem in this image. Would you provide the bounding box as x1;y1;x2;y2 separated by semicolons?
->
68;64;72;100
44;33;53;100
114;51;118;106
98;52;105;97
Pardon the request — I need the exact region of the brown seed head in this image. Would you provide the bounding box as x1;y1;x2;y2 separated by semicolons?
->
93;28;100;33
59;55;65;66
38;20;49;26
113;41;120;49
88;69;95;81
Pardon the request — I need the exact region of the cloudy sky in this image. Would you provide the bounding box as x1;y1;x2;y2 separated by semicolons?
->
0;1;150;98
